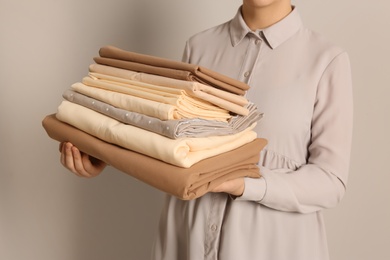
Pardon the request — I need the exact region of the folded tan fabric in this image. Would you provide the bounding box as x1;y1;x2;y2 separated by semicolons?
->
95;45;250;95
42;114;268;200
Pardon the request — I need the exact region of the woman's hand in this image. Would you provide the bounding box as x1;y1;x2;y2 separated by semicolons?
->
211;178;245;197
59;142;107;178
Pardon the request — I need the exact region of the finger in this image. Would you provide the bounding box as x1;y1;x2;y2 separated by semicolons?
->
80;154;101;178
60;142;70;167
210;178;245;196
62;142;78;174
71;146;91;177
60;142;66;166
211;182;225;193
59;141;67;153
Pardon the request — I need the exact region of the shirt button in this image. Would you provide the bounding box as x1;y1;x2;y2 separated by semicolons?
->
244;71;250;77
210;224;217;231
255;39;261;45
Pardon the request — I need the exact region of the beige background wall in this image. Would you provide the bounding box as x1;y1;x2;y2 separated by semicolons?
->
0;0;389;259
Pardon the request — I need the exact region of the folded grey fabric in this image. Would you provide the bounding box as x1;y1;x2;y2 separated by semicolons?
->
63;89;263;139
42;114;267;200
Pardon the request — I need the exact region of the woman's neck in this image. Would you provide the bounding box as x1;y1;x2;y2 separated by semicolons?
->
241;2;292;30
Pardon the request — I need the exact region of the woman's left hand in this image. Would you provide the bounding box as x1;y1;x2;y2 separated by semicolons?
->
211;178;245;197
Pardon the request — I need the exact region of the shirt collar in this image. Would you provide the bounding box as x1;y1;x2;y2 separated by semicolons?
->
229;6;302;49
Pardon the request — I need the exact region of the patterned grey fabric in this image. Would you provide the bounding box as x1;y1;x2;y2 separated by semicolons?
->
63;89;262;139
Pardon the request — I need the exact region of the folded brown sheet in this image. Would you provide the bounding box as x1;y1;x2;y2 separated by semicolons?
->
95;45;250;95
42;114;267;200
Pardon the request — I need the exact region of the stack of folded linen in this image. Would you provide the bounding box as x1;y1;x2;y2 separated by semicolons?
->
42;46;267;200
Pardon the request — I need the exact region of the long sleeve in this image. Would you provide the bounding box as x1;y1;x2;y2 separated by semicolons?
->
238;52;353;213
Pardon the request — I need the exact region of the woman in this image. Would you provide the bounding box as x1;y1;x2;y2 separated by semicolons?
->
60;0;353;259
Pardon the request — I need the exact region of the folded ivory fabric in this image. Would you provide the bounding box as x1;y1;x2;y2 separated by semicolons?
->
63;89;263;139
56;101;258;168
42;114;267;200
89;64;249;115
82;75;232;121
95;45;250;95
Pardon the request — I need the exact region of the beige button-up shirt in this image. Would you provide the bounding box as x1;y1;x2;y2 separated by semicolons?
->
152;6;353;260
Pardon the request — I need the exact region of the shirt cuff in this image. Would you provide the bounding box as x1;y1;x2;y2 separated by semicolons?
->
235;174;267;202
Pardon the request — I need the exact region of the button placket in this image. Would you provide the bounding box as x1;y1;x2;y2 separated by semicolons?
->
239;35;262;83
204;194;228;260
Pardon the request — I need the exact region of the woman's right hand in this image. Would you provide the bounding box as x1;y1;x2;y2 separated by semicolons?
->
59;142;107;178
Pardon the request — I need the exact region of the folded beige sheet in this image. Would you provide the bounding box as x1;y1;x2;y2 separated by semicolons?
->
42;114;267;200
56;101;257;168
